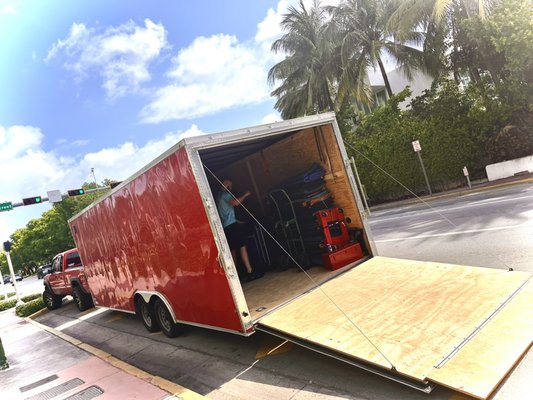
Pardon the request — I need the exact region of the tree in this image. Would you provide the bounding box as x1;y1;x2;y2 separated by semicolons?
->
329;0;426;101
268;0;337;119
1;182;109;274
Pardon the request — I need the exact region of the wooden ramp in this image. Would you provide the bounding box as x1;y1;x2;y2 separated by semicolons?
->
256;257;533;399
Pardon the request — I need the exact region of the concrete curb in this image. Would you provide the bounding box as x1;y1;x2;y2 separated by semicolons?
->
25;316;206;400
370;177;533;212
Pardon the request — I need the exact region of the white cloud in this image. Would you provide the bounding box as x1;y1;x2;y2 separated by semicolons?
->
80;125;204;176
255;1;289;43
140;34;274;123
139;0;343;124
0;124;205;240
46;19;168;99
2;4;16;14
262;112;281;124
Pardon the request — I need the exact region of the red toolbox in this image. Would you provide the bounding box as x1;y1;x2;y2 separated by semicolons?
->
315;208;364;270
322;243;363;271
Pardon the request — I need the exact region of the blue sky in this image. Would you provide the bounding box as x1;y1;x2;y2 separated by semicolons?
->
1;0;311;240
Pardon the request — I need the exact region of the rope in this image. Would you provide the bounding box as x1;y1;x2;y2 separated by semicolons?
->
203;163;397;371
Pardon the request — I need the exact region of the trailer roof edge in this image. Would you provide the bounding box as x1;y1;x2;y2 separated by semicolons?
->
68;112;337;223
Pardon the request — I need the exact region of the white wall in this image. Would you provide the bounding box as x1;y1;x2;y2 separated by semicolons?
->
485;155;533;181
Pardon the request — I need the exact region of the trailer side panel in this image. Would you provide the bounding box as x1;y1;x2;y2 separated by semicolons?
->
70;147;243;332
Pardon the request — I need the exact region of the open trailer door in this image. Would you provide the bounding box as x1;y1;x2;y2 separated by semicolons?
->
256;256;533;399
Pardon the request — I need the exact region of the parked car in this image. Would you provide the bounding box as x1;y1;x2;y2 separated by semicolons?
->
2;274;22;284
37;264;52;279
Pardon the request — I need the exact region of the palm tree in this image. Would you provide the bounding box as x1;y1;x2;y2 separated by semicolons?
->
388;0;499;85
329;0;426;102
268;0;336;119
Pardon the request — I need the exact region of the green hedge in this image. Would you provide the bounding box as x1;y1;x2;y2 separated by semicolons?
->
342;79;531;203
21;293;41;302
15;298;45;318
0;292;43;311
0;299;17;312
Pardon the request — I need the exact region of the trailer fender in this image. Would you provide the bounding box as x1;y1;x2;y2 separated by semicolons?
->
134;291;178;323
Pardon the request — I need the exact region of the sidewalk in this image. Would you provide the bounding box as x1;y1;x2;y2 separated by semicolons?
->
0;308;205;400
369;173;533;212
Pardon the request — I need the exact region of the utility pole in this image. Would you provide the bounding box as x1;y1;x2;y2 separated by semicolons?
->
3;241;23;306
91;168;98;187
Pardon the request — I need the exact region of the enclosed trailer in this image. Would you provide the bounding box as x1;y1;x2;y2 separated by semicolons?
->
69;113;532;400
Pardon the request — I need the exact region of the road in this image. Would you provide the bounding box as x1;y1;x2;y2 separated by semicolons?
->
369;183;533;272
26;183;533;400
1;275;44;299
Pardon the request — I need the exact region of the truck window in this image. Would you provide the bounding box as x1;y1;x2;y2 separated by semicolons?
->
51;256;62;273
66;252;82;268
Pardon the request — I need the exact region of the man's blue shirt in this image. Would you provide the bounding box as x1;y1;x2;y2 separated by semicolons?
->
216;191;236;228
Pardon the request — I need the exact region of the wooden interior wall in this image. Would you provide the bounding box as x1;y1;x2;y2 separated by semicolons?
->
211;124;363;229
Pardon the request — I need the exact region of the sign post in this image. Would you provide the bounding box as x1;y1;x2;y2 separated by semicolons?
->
463;166;471;189
412;140;432;195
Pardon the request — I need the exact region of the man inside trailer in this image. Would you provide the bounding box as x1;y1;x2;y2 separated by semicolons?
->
216;177;262;282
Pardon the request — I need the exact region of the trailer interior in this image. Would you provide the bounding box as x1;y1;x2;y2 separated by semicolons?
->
198;120;371;321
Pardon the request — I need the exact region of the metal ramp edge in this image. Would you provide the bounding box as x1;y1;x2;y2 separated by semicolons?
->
256;324;436;394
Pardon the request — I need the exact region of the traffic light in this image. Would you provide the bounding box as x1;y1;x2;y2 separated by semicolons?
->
67;188;85;197
22;196;42;205
3;241;11;252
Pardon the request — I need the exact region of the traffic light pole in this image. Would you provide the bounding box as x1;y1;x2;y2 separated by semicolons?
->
5;251;23;305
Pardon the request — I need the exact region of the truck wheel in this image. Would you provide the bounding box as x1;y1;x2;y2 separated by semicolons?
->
154;298;183;338
43;289;62;310
72;286;94;312
136;299;160;333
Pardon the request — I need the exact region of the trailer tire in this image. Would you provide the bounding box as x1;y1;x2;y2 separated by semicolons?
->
154;298;183;338
43;289;62;310
72;286;94;312
136;298;160;333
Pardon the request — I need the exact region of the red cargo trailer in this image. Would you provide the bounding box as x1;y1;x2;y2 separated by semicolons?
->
69;113;532;400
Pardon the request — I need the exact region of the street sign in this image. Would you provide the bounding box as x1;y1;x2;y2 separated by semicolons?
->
47;190;63;203
412;140;421;152
463;166;469;176
0;202;13;212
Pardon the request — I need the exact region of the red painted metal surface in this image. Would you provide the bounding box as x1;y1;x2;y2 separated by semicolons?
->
70;147;242;332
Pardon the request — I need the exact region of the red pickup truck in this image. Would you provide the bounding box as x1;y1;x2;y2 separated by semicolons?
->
43;248;94;311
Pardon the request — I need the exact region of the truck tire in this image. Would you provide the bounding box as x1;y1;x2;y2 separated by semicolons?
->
154;298;183;338
72;286;94;312
43;289;62;310
136;299;160;333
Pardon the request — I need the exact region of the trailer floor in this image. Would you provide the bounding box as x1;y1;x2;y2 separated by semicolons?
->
242;260;364;321
257;256;533;400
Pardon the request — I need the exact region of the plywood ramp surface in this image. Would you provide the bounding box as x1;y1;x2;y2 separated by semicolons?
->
257;256;533;399
243;264;353;321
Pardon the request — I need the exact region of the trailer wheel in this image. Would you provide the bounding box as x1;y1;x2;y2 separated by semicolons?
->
136;298;160;333
43;289;62;310
154;298;183;338
72;286;94;312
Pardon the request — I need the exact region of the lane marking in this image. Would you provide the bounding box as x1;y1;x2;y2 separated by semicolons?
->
375;223;533;243
371;194;533;223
